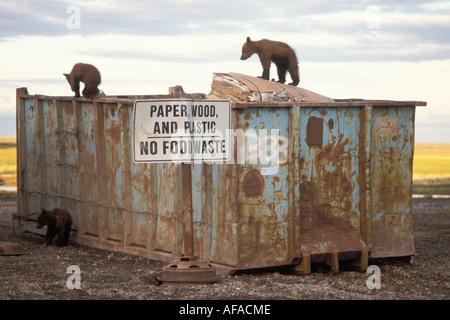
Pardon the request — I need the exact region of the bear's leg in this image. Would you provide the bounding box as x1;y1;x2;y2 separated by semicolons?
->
259;68;270;81
288;62;300;86
82;87;98;98
73;82;81;97
55;222;69;246
61;224;71;246
45;225;57;245
289;75;300;86
276;64;287;84
258;56;271;81
82;87;91;98
88;87;100;98
56;228;64;246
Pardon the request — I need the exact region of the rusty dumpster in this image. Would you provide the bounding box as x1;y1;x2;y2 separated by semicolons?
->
15;76;426;274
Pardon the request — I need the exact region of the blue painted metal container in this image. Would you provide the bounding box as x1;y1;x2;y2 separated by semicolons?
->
15;83;426;274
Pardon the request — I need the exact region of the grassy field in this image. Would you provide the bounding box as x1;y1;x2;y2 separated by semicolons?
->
0;141;16;174
1;138;449;194
413;143;450;195
0;137;16;187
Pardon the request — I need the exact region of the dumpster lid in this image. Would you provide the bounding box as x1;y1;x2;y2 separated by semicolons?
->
209;72;335;103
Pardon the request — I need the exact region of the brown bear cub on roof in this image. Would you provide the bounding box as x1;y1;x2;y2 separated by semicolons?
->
36;208;72;246
240;37;300;86
64;63;101;98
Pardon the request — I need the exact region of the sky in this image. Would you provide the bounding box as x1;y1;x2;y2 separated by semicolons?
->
0;0;449;142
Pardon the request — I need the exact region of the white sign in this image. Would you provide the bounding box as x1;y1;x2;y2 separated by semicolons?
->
133;99;231;163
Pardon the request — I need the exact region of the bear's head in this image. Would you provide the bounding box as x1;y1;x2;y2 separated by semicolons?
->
63;73;74;89
240;37;257;60
36;209;48;229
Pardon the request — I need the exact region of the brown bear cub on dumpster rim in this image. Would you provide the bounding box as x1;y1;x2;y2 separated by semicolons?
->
64;63;101;98
240;36;300;86
36;208;72;246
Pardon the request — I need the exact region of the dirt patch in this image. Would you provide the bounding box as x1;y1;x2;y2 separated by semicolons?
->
0;193;449;300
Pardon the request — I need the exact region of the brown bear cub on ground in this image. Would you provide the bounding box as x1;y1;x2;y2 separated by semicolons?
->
36;208;72;246
240;37;300;86
64;63;101;98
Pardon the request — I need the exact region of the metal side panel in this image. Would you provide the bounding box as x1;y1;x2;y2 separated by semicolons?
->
369;106;415;258
41;99;60;210
57;100;80;229
154;162;182;255
298;106;367;258
102;102;124;243
209;162;239;267
17;96;40;218
77;100;100;237
236;107;291;269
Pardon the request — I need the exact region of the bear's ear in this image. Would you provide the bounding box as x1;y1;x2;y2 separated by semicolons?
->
40;208;47;215
246;36;252;43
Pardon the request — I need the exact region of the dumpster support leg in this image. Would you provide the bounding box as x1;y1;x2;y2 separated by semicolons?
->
353;249;369;272
294;253;311;275
327;250;339;274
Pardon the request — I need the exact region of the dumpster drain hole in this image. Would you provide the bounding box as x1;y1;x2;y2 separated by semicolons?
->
189;265;200;268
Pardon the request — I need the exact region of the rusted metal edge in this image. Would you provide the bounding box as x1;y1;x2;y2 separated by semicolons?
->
359;105;373;251
17;88;427;108
16;87;206;105
233;100;427;108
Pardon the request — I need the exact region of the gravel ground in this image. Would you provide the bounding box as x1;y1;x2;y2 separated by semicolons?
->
0;193;449;301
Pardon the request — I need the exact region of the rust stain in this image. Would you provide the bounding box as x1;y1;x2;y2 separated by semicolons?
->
375;116;399;137
106;121;122;144
62;101;74;116
243;169;264;197
243;111;253;121
328;118;334;130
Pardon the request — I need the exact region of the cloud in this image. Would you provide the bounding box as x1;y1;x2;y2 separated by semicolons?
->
415;111;450;143
1;0;449;64
0;0;68;37
0;0;265;37
1;0;449;143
